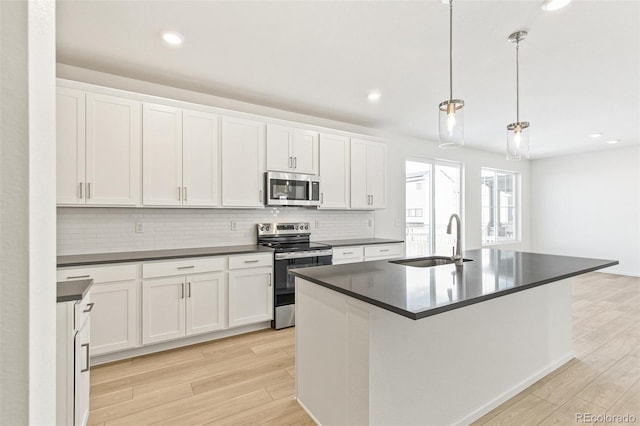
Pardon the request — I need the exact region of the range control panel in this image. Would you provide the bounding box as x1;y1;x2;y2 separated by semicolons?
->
257;222;310;236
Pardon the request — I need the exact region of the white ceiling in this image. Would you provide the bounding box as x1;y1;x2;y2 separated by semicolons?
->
57;0;639;159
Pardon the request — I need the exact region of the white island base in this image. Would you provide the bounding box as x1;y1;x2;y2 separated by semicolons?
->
295;278;573;426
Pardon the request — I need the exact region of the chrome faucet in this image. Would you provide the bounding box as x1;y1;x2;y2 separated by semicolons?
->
446;213;463;265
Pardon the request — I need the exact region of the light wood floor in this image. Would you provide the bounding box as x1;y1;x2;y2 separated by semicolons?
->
89;272;640;425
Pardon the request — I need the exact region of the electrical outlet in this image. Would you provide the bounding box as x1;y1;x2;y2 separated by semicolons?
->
230;221;237;231
315;219;320;229
135;222;144;233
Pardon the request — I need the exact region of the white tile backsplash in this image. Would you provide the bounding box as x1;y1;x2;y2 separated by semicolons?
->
57;207;374;255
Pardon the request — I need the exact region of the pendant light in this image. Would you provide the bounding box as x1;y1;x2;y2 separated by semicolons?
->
438;0;464;148
506;31;530;160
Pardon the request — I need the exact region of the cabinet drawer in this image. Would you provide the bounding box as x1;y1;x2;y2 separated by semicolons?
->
57;264;138;284
332;246;364;263
228;253;273;270
74;293;92;331
143;257;226;278
364;243;403;259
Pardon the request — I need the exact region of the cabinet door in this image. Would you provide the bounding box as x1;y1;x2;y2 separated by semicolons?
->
319;133;349;209
266;124;292;172
142;277;186;344
85;93;141;206
90;280;138;356
228;267;273;327
183;110;219;207
292;129;318;174
142;103;183;206
367;141;386;209
221;116;265;207
350;139;370;209
74;317;90;426
186;272;226;336
56;87;86;205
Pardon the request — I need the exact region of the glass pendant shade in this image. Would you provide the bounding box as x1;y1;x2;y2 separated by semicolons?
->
506;122;530;160
439;99;464;148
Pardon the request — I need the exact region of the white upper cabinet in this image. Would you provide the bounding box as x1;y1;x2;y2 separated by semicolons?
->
142;103;183;206
182;110;220;207
350;138;386;210
56;87;86;205
221;116;265;207
143;105;220;207
57;88;142;206
319;133;350;209
266;124;318;174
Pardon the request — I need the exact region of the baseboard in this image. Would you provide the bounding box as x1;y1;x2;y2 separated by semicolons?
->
453;352;575;426
91;321;271;365
295;398;321;426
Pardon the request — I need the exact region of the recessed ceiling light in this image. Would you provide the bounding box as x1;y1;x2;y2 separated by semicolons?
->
606;139;619;144
162;31;184;46
541;0;572;11
588;132;603;138
368;91;381;102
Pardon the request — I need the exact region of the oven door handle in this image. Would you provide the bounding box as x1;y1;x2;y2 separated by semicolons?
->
275;250;333;260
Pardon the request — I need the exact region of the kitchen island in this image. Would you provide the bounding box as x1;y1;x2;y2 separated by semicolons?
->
290;249;617;425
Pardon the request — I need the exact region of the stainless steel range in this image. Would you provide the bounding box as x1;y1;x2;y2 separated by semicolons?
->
257;222;332;329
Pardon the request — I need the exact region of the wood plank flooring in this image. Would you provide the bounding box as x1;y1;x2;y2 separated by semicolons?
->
89;272;639;425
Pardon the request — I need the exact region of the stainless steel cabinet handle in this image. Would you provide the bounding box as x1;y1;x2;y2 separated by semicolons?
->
244;259;259;263
181;283;185;299
79;182;83;199
178;186;181;201
321;192;323;204
380;249;390;253
268;273;272;287
371;195;374;206
288;157;292;168
87;182;91;199
259;189;263;202
81;343;90;373
66;274;90;279
177;266;195;270
294;157;297;169
188;282;191;298
343;251;354;255
83;302;94;313
184;186;187;202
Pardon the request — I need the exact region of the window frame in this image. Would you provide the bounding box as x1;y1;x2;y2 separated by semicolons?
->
481;167;521;246
405;156;464;255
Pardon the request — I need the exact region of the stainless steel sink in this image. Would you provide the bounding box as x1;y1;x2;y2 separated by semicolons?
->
389;256;472;268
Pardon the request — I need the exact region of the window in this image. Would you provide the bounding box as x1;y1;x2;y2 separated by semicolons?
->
481;168;519;244
405;159;462;256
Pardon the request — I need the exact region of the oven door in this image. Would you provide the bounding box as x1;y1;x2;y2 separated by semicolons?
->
273;253;332;329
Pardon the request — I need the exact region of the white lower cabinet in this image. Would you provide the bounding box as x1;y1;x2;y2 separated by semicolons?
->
90;280;139;355
142;272;227;345
228;267;273;328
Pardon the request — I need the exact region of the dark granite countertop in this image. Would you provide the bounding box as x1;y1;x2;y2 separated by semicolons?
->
315;238;404;247
57;245;274;267
290;249;618;320
57;279;93;303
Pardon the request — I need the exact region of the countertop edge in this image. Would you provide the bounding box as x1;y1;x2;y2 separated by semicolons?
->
291;259;619;320
56;279;94;303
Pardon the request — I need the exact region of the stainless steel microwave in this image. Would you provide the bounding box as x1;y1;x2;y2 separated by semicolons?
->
265;172;321;207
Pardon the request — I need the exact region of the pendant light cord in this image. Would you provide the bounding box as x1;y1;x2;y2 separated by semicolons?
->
516;39;520;123
449;0;453;101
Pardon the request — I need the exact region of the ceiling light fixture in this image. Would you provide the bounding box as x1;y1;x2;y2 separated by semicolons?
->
162;31;184;46
368;91;381;101
607;139;619;144
541;0;572;12
506;30;530;160
438;0;464;149
588;132;603;138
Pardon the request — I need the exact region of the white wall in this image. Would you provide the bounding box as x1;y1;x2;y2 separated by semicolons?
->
530;146;640;276
56;64;532;255
57;208;373;255
0;0;57;424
